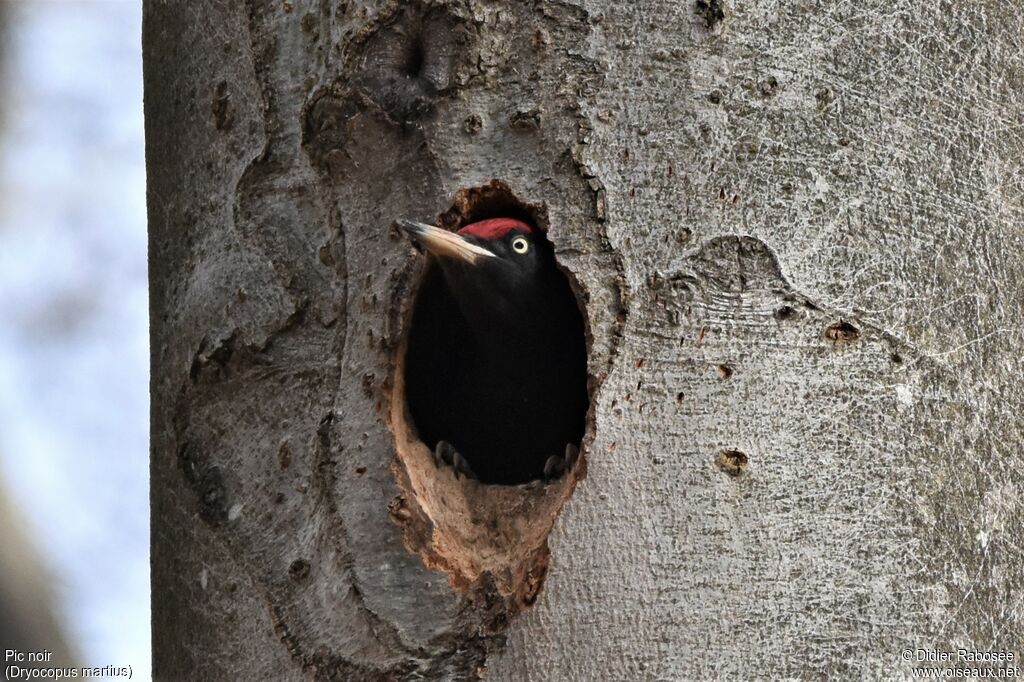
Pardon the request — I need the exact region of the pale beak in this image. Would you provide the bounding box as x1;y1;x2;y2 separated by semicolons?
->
397;220;496;265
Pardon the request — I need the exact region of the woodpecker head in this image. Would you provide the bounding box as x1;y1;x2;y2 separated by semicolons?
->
398;217;555;333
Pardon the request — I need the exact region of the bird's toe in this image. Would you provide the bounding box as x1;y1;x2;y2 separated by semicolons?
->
434;440;476;480
434;440;456;468
544;444;581;481
565;443;580;468
452;451;477;481
543;455;564;481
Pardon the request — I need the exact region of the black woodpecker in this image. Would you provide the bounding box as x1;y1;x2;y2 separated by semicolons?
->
399;217;588;485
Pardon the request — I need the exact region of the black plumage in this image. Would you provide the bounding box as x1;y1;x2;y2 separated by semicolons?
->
402;221;588;485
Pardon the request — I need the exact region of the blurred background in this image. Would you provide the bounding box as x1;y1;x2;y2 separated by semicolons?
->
0;0;149;678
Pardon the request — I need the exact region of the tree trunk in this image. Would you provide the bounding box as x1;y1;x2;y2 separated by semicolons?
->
146;1;1024;679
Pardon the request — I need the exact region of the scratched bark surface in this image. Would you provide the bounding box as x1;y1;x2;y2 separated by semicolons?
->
146;0;1024;679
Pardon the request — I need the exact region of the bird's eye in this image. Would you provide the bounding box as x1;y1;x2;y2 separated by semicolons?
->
511;237;529;254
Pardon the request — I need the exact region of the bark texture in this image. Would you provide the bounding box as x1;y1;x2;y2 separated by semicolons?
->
147;0;1024;679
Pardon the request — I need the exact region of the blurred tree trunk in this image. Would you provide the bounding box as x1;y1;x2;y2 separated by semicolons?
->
0;477;77;668
145;1;1024;679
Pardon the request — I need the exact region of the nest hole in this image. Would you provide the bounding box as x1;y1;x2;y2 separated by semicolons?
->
824;320;860;345
388;181;590;608
717;449;749;476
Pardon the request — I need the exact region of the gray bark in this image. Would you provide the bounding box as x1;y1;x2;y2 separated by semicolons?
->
146;0;1024;679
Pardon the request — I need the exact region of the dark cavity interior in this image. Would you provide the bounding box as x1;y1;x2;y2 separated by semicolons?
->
404;38;425;77
403;221;588;485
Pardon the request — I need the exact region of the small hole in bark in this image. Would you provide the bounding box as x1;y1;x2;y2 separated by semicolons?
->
388;495;411;522
774;305;796;321
288;559;310;582
824;320;860;345
211;81;233;131
891;352;903;365
404;39;426;77
717;449;748;476
759;75;779;97
509;107;542;130
695;0;725;28
463;113;483;134
815;88;833;110
401;183;588;485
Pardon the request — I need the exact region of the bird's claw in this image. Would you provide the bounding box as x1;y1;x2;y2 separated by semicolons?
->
433;440;454;468
565;443;580;468
434;440;477;481
544;443;580;481
452;451;477;480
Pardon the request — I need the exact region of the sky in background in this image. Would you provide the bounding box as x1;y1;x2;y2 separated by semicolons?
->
0;1;149;677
